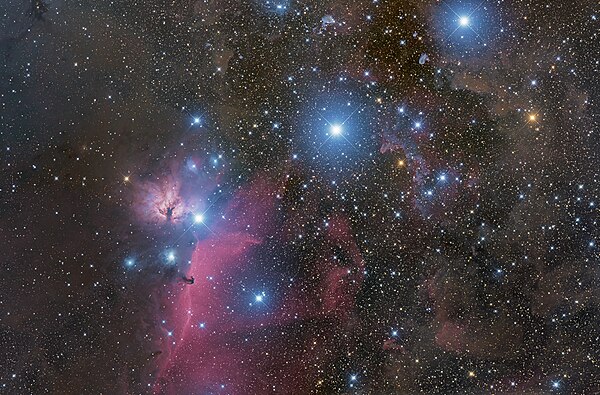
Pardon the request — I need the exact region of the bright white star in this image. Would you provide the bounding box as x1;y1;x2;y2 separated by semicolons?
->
459;16;470;26
331;124;343;136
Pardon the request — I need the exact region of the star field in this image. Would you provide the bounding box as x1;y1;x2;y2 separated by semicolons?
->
1;0;599;394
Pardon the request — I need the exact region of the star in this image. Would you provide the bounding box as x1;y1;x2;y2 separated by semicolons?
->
194;214;205;224
459;16;470;27
330;124;343;136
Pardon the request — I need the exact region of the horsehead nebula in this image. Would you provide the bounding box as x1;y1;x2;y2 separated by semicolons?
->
149;175;366;393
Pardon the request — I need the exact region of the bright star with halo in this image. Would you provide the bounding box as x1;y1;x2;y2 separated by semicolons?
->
330;124;343;136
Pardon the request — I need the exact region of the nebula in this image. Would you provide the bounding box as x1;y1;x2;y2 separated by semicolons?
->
149;175;366;393
3;0;599;393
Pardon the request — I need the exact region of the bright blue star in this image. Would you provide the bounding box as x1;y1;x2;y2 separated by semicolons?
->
166;251;175;263
434;1;500;55
300;95;373;175
194;214;205;224
330;124;343;136
264;0;289;14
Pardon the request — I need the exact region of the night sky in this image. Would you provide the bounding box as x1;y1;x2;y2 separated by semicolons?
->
1;0;599;394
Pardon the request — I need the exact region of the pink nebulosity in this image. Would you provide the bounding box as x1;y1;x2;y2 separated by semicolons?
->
134;175;187;224
132;157;222;225
151;175;366;394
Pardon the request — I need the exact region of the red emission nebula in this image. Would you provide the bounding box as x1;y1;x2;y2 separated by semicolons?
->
151;177;365;394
